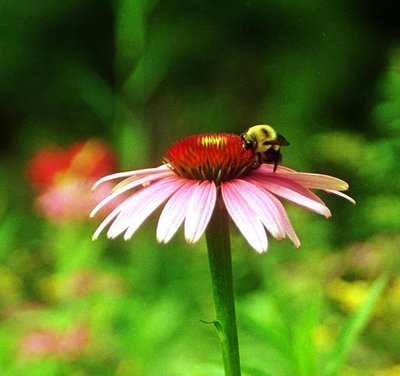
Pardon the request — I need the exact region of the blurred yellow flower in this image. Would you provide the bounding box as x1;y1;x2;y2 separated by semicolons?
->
374;365;400;376
313;324;335;349
327;279;371;312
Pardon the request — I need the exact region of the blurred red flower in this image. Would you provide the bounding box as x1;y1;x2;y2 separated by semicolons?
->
19;325;89;359
28;140;117;221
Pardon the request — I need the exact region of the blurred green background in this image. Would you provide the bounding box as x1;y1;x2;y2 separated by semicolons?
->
1;0;400;375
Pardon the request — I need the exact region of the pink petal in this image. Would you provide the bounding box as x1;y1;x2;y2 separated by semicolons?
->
250;173;326;205
91;165;170;191
257;165;350;191
156;181;198;243
90;171;173;217
92;202;126;240
104;176;183;239
221;181;268;253
122;178;185;240
284;173;349;191
225;179;286;240
185;181;217;243
242;178;301;247
250;175;331;218
260;189;301;247
111;168;177;192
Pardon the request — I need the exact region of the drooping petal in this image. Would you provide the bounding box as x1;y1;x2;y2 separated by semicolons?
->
92;202;126;240
104;176;184;239
91;165;170;191
251;175;331;218
325;189;356;204
225;179;286;240
242;178;301;247
122;177;186;240
185;180;217;243
221;181;268;253
90;171;173;217
260;189;301;248
156;181;198;243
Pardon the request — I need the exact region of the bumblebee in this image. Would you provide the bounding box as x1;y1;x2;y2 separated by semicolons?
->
241;124;289;172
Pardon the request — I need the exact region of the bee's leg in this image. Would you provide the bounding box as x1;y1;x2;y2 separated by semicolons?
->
249;152;260;168
273;152;282;172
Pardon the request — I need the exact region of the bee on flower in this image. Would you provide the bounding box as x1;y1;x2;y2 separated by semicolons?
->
91;127;354;253
241;124;289;171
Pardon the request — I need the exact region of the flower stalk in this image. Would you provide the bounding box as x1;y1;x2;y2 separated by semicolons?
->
205;196;241;376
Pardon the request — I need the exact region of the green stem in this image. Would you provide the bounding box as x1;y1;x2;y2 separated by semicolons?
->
205;198;241;376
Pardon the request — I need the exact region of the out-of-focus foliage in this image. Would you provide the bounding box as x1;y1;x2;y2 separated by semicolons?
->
1;0;400;375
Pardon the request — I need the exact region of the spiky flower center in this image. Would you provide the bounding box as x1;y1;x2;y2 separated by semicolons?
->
163;133;257;184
